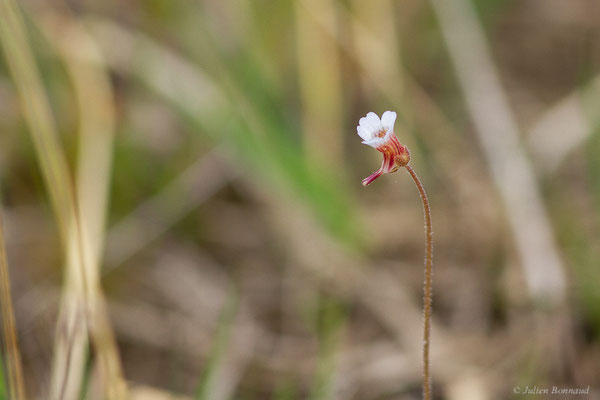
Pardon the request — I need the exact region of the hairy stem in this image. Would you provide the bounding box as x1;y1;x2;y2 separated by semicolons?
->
405;165;433;400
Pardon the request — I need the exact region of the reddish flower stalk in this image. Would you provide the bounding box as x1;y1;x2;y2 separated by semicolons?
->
357;111;433;400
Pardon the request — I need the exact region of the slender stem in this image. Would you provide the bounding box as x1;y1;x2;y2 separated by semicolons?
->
0;212;27;400
405;165;433;400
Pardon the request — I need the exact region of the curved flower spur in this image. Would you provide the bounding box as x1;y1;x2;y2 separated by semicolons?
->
357;111;434;400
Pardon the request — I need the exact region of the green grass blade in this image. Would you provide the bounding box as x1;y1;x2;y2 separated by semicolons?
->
0;211;26;400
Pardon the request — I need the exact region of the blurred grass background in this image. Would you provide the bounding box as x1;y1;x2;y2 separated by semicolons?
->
0;0;599;399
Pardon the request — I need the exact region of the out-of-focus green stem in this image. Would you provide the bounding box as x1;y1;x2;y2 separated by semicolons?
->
0;212;26;400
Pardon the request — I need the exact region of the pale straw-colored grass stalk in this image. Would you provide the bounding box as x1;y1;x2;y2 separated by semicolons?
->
0;1;126;398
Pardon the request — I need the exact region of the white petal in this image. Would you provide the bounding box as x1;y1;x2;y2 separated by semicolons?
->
362;137;385;149
357;126;371;140
359;117;377;136
366;112;382;128
381;111;397;131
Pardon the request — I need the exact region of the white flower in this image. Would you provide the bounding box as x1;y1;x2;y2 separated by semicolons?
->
357;111;397;149
356;110;410;186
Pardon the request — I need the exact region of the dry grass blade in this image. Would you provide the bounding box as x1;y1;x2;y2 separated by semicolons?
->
0;0;73;232
0;2;88;397
349;0;409;117
0;1;126;398
299;0;415;166
300;0;407;114
39;12;126;398
0;212;26;400
527;75;600;173
295;0;344;169
42;12;115;269
429;0;567;303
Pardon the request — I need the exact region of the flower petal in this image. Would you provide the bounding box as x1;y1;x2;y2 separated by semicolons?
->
359;116;377;135
381;111;397;131
365;112;382;129
362;137;385;149
357;126;371;141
